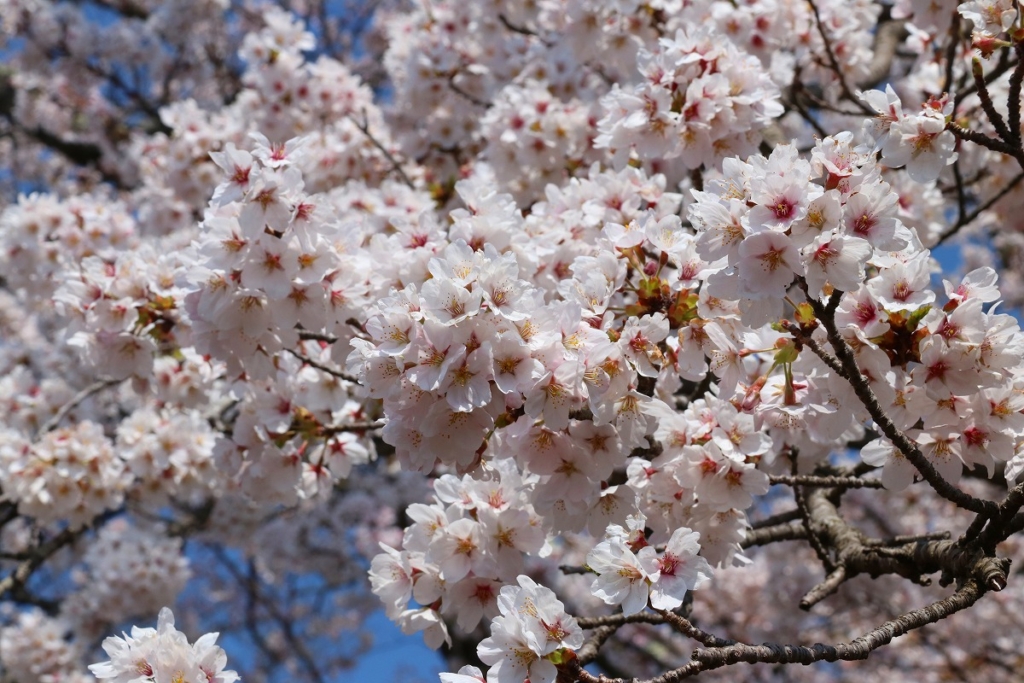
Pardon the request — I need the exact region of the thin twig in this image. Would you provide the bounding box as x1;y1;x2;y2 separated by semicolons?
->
783;93;830;138
319;421;384;435
954;47;1014;108
791;451;835;575
212;547;327;683
347;108;415;189
285;348;359;383
937;171;1024;244
1007;42;1024;146
750;508;802;529
37;378;121;435
972;480;1024;553
806;0;873;114
298;330;339;343
498;13;539;37
447;76;491;108
800;566;847;609
575;611;733;649
941;12;961;97
951;157;968;226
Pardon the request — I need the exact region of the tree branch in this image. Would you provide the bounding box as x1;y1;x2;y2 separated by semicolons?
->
285;348;359;383
805;0;873;114
572;580;990;682
347;109;415;189
769;474;884;489
805;293;998;516
37;378;121;436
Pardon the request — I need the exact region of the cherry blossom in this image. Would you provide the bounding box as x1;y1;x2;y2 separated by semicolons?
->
6;2;1024;682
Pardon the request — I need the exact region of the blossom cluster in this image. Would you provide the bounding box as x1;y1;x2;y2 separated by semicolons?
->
596;26;783;170
8;2;1024;683
0;609;88;683
0;421;128;529
186;129;415;372
369;460;546;648
476;576;583;683
89;608;238;683
697;0;881;90
480;80;599;203
687;134;1024;488
116;408;221;507
0;194;137;299
861;87;958;184
54;242;193;381
587;514;712;615
0;363;77;436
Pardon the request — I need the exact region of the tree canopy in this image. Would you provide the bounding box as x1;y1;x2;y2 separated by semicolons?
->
2;1;1024;682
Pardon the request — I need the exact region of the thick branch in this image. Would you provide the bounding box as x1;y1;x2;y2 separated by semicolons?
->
576;625;617;665
972;58;1013;143
572;580;988;683
742;520;808;548
856;19;907;89
0;528;76;601
800;487;1009;602
1007;42;1024;146
769;474;883;489
689;579;983;673
946;122;1021;161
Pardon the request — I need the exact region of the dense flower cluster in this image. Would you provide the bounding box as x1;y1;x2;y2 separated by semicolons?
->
5;1;1024;682
481;81;599;202
369;461;545;647
0;194;137;299
596;26;783;170
55;243;193;380
0;421;128;529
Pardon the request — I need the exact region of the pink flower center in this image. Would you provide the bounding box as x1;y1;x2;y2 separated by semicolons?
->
891;280;912;301
852;213;876;236
770;198;795;220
